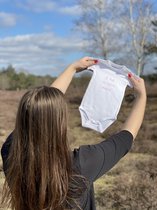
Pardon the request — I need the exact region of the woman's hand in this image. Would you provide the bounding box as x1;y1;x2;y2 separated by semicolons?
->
128;73;146;98
70;56;98;72
51;56;97;94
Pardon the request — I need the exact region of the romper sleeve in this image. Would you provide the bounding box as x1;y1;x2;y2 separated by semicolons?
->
78;130;133;182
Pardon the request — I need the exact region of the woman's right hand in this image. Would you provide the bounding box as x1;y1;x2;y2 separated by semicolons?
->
128;73;146;98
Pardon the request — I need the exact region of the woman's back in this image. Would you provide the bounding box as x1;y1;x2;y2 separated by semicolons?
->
1;128;133;209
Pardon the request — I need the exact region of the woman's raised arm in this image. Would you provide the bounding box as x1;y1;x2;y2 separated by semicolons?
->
51;57;97;94
121;73;147;140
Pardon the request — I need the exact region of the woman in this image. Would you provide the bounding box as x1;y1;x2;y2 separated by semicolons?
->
1;57;146;210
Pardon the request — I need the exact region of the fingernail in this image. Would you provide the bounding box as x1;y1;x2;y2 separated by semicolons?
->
94;60;98;64
128;73;132;78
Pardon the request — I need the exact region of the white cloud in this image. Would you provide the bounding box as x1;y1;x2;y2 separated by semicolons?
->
0;33;84;75
15;0;82;16
58;5;82;16
16;0;56;12
0;12;17;27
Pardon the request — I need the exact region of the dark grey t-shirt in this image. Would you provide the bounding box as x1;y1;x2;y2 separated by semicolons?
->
1;130;133;210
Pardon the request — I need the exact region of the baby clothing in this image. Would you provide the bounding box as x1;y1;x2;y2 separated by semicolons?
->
79;59;134;133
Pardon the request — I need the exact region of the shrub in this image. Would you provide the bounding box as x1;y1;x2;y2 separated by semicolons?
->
95;156;157;210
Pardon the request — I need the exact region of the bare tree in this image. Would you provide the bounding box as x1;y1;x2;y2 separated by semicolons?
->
75;0;156;75
75;0;122;58
120;0;155;75
144;19;157;72
152;19;157;44
144;19;157;55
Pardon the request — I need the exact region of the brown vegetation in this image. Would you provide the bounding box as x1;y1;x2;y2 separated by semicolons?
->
0;79;157;209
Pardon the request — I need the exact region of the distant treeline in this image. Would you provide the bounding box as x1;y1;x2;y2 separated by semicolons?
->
0;65;157;90
0;65;55;90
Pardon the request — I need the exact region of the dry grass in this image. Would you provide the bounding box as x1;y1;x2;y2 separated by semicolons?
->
0;81;157;209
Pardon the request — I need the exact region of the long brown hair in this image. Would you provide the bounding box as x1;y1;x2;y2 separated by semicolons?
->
2;86;88;210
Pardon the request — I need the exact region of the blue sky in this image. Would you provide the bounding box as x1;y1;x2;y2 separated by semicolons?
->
0;0;157;76
0;0;85;76
0;0;77;37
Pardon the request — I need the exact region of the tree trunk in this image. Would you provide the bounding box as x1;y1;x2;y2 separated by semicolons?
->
137;57;145;76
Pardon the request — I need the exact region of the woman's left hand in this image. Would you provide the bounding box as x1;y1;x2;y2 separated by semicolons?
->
51;57;98;93
70;56;98;72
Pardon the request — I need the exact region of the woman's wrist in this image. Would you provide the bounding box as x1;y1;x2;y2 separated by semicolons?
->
67;64;77;73
136;90;147;100
134;93;147;109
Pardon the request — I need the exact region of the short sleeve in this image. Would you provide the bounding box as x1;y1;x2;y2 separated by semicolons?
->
78;130;133;182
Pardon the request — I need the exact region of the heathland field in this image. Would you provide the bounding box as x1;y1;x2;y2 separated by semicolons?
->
0;79;157;210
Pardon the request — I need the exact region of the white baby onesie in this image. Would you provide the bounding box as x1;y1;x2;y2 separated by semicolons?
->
79;59;134;133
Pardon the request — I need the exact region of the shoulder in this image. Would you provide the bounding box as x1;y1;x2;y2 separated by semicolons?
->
71;130;133;181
